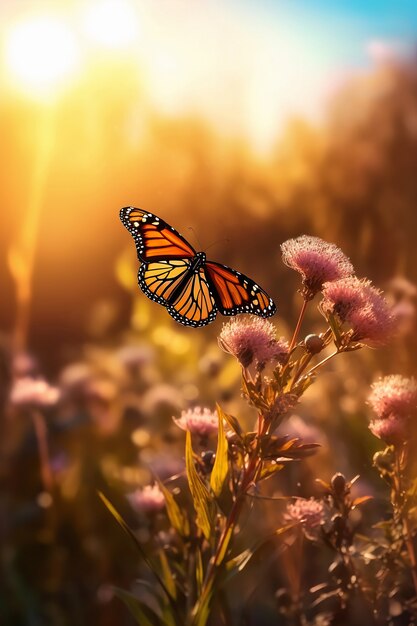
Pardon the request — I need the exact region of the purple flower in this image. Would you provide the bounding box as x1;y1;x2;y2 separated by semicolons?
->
369;416;408;445
10;377;60;408
219;316;288;368
284;498;325;538
281;235;354;298
173;407;219;437
322;277;396;346
127;484;165;514
368;376;417;445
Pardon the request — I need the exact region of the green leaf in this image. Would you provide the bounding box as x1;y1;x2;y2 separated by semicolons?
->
98;492;178;614
210;405;229;497
159;550;177;600
185;432;215;541
156;478;190;537
113;588;157;626
221;409;243;440
195;549;204;594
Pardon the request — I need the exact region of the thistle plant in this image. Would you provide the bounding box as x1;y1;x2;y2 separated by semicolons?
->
101;234;399;626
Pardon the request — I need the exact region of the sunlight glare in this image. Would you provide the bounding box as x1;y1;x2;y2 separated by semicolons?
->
82;0;139;49
5;15;80;97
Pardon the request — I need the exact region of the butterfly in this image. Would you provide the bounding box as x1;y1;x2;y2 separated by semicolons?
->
120;207;276;327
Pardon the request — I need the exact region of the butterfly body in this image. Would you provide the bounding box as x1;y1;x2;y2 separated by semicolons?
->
120;206;276;327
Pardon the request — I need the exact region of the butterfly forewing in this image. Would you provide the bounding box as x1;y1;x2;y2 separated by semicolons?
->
204;261;276;317
120;206;196;262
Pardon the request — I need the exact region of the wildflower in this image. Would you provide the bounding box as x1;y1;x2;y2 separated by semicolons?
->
368;376;417;445
173;407;219;437
369;416;407;445
281;235;353;298
10;377;60;408
128;484;165;514
284;498;325;538
219;316;288;368
368;375;417;420
321;277;369;321
322;277;396;346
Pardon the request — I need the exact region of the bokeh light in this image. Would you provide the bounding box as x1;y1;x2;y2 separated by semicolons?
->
4;14;80;97
81;0;139;49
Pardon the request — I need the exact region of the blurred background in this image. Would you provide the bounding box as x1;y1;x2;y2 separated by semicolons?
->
1;1;417;624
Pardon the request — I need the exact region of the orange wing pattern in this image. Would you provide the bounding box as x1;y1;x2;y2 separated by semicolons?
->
138;260;192;306
120;206;276;326
120;206;196;261
205;261;276;317
167;267;216;326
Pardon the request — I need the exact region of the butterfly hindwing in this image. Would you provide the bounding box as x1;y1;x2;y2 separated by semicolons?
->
167;267;217;327
138;259;193;306
120;206;196;262
204;261;276;317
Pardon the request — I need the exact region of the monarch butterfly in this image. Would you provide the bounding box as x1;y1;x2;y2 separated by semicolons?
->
120;206;276;327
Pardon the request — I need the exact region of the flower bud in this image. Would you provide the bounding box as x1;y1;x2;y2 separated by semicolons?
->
373;448;394;472
331;472;347;496
304;334;325;355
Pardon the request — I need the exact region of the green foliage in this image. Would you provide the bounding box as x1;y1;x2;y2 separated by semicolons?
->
209;405;229;497
185;431;215;541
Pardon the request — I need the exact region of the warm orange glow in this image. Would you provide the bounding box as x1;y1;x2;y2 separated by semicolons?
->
81;0;139;49
4;14;80;97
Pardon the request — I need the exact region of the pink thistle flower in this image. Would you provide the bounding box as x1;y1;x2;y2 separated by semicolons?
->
219;316;288;368
368;375;417;420
369;416;408;445
368;376;417;445
349;284;396;346
321;277;369;321
322;277;396;346
281;235;354;298
284;498;325;538
10;377;60;408
173;407;219;437
128;484;165;514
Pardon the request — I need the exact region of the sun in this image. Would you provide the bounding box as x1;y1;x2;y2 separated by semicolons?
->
4;14;80;98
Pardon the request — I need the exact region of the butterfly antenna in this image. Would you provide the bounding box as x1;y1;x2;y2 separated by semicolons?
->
205;238;230;253
187;226;203;250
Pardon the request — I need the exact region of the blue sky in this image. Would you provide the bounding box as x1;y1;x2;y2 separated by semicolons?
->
239;0;417;65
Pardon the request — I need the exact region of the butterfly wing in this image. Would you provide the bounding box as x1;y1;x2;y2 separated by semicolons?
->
204;261;276;318
138;259;216;326
138;259;194;306
167;267;217;327
120;206;196;262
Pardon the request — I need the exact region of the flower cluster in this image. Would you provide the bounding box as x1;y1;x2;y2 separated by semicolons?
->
10;377;60;408
284;498;325;537
173;407;219;437
368;375;417;444
128;484;165;515
321;277;395;346
281;235;354;298
219;316;288;368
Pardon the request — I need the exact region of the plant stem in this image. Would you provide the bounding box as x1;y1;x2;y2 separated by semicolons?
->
288;299;309;356
394;448;417;596
32;410;54;495
304;349;339;378
193;422;264;624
